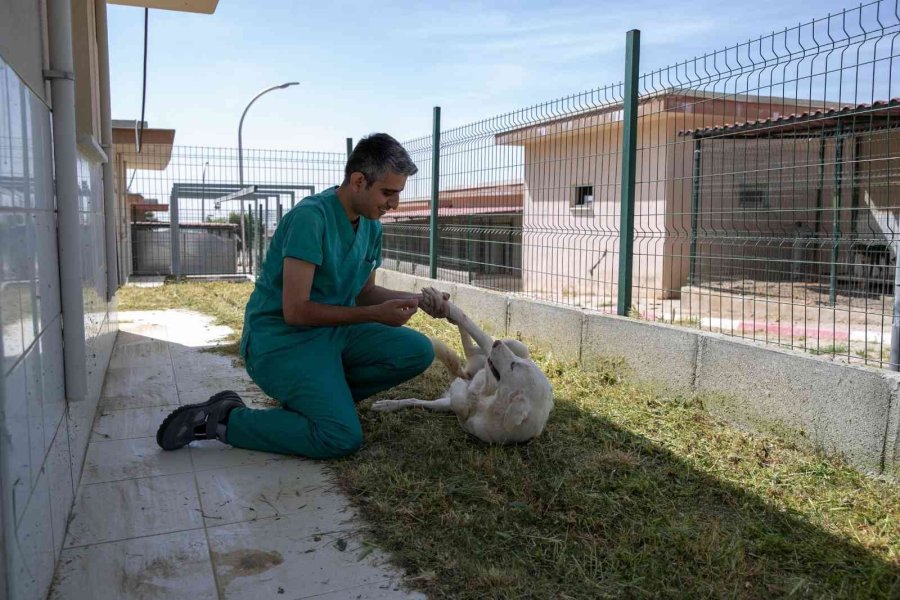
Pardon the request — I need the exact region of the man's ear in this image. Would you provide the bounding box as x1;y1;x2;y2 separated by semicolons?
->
502;391;529;431
350;172;367;191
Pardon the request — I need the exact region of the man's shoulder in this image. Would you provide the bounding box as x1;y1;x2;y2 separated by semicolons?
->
289;189;335;222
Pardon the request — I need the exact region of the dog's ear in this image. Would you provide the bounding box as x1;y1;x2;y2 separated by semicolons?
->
502;391;530;431
504;339;531;359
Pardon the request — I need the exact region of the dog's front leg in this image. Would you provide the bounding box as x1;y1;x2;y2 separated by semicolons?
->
446;304;494;355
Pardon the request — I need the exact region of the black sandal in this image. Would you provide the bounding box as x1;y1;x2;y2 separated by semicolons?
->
156;390;245;451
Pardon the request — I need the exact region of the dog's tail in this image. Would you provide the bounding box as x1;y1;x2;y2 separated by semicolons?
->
431;337;466;379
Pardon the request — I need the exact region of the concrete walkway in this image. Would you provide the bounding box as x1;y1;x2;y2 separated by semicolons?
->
49;310;424;600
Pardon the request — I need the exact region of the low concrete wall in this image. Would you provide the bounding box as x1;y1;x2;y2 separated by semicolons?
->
378;269;899;478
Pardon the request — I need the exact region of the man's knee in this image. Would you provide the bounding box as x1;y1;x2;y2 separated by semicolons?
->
315;420;363;458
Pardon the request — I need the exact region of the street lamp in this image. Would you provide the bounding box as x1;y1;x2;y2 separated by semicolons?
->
237;81;298;274
238;81;299;186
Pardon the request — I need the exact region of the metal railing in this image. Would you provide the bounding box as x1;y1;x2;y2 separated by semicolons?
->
116;145;344;278
116;1;900;370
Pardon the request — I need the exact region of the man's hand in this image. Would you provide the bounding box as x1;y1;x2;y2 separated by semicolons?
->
371;298;419;327
419;287;451;319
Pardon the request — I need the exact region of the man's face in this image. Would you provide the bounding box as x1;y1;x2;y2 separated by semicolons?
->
351;172;406;220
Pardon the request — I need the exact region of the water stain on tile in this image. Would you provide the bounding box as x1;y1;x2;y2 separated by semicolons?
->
213;549;284;587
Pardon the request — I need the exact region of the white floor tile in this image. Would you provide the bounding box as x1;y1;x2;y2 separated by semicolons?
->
50;529;217;600
207;517;401;600
108;339;171;370
196;460;343;527
82;437;193;484
92;404;179;441
65;473;202;548
189;439;287;471
299;582;427;600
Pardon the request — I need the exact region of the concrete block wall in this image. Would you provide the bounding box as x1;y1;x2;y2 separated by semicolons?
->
377;269;900;478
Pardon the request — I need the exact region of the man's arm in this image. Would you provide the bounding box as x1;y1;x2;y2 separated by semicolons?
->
283;259;417;327
356;273;451;318
355;272;419;306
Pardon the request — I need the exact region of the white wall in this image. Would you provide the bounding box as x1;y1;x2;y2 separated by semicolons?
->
0;45;117;600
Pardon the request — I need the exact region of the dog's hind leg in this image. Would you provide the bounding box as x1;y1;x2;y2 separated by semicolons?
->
370;397;452;413
431;338;467;379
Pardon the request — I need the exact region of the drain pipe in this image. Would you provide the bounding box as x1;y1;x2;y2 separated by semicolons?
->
95;0;119;300
46;0;88;400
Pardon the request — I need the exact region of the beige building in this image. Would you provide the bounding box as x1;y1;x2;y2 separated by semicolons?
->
495;91;839;301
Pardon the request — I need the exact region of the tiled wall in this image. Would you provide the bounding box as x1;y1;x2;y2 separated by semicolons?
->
1;53;117;600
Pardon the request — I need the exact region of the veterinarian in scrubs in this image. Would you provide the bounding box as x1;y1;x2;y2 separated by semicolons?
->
156;134;449;458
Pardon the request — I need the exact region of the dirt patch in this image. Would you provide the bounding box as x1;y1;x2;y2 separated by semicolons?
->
213;549;284;587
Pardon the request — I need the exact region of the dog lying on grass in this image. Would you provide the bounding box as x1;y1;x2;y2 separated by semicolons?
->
371;287;553;444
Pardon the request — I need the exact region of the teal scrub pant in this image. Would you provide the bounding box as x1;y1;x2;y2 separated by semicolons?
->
226;323;434;458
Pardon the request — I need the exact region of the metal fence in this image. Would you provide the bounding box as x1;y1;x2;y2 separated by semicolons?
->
116;1;900;369
117;145;345;277
380;0;900;370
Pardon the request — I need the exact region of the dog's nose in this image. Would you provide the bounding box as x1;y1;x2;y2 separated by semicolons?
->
493;340;502;348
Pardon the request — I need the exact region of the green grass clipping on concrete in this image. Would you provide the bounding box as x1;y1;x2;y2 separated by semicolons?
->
119;281;900;599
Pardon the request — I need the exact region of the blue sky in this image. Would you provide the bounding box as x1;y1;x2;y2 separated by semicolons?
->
107;0;871;153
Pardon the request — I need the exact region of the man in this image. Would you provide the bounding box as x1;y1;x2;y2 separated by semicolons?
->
157;133;448;458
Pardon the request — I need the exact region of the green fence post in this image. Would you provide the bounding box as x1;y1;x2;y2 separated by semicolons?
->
830;124;844;306
430;106;441;280
689;138;702;285
346;137;353;160
617;29;640;316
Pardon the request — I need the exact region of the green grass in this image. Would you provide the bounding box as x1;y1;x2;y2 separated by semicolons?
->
808;344;850;356
119;281;900;599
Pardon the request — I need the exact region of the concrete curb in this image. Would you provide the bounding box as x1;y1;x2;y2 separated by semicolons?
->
379;269;899;478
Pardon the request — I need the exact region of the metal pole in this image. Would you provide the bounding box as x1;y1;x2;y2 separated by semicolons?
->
201;161;208;222
830;124;844;306
430;106;441;279
617;29;641;316
689;138;702;285
47;0;87;400
346;137;353;160
257;203;263;275
171;192;181;278
238;82;297;274
891;248;900;370
814;133;826;236
95;0;120;300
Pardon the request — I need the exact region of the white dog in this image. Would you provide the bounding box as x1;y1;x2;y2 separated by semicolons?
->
371;288;554;444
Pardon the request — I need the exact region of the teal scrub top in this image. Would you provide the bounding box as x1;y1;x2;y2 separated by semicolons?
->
239;186;383;356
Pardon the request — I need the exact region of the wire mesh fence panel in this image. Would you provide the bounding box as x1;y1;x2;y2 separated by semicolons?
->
377;0;900;369
115;144;344;278
383;86;628;305
633;0;900;368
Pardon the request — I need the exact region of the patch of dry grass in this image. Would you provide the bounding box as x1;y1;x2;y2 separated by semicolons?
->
119;280;900;599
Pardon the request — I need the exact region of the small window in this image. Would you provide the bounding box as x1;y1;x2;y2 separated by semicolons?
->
574;185;594;207
737;183;769;209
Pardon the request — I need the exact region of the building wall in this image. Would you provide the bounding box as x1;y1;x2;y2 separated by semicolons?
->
687;129;899;285
0;12;117;600
0;0;47;103
520;118;669;305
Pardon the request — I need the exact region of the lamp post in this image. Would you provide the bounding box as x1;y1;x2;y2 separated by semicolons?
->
237;81;298;273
